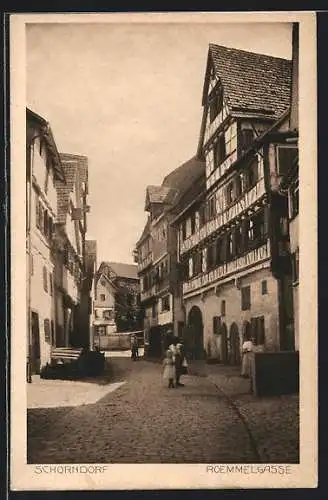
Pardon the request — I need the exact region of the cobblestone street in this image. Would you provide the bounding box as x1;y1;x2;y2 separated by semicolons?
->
27;357;299;464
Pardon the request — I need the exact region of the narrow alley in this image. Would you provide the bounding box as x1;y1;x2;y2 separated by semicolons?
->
27;357;299;464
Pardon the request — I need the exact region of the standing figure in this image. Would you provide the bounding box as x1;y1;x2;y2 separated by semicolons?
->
131;334;139;361
241;335;253;378
169;337;185;387
162;349;176;388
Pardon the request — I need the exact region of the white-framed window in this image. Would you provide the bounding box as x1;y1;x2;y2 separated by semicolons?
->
188;257;193;278
161;295;170;312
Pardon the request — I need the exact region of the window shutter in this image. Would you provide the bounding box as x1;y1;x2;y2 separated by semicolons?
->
241;218;248;252
257;316;265;345
250;317;257;343
49;272;53;296
49;216;53;240
231;230;237;257
44;210;49;238
44;319;51;343
263;205;269;238
43;266;48;292
39;204;44;233
220;235;227;262
36;199;40;229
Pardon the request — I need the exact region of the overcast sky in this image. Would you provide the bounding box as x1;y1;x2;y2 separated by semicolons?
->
26;21;292;265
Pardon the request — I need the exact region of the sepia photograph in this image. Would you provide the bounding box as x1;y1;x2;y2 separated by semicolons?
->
10;12;317;490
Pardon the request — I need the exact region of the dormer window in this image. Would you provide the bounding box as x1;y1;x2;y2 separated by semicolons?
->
209;87;223;123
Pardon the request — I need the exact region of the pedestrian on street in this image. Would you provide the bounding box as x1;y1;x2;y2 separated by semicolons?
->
241;334;253;378
131;334;139;361
162;349;176;388
169;337;185;387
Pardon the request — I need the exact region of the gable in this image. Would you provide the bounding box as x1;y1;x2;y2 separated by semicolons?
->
202;44;292;120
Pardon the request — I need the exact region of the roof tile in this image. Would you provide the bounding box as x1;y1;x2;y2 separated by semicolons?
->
208;44;292;119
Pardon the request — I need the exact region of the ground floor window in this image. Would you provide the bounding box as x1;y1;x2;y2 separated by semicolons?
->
96;326;106;336
251;316;265;345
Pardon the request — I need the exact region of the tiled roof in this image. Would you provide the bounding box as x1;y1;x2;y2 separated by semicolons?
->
206;44;292;120
146;185;173;205
27;108;66;182
136;216;151;246
55;153;88;224
162;156;205;205
100;262;138;280
138;156;206;244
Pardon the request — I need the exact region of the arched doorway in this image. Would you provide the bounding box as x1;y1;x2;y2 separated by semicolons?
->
187;306;204;360
230;322;241;365
220;322;228;364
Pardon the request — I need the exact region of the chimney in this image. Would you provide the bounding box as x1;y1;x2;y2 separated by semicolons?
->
290;23;299;131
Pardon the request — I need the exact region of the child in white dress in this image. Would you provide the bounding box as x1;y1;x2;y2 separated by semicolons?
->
163;349;176;388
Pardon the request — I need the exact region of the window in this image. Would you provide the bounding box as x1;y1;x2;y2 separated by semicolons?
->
48;216;53;240
235;175;242;199
213;316;221;334
240;129;254;152
261;280;268;295
199;205;206;227
209;88;223;123
97;326;106;336
188;257;193;279
49;272;53;296
207;196;216;220
43;266;48;292
227;232;234;260
221;300;226;317
39;203;44;233
224;122;237;156
290;180;299;219
190;212;196;234
181;220;187;240
44;319;51;343
214;133;226;167
291;248;299;284
50;320;55;345
251;316;265;345
207;241;216;270
161;295;170;312
216;236;227;265
226;182;235;206
248;157;259;188
241;286;251;311
44;209;49;238
103;310;113;320
100;294;106;301
152;302;157;318
36;200;40;229
235;226;243;255
277;146;298;176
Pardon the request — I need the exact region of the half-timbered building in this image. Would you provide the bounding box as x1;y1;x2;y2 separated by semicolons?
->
175;44;297;363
